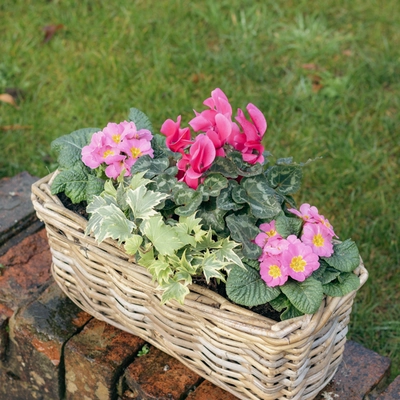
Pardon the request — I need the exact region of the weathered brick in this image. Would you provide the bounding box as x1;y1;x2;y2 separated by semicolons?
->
376;375;400;400
0;171;40;249
186;380;238;400
0;228;52;311
315;340;391;400
64;318;145;400
3;282;91;400
0;312;9;361
124;345;202;400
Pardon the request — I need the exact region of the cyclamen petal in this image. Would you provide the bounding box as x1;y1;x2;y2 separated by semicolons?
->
247;103;267;138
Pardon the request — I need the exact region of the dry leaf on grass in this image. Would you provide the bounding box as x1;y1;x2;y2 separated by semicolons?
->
0;125;32;131
0;93;19;108
43;24;64;43
302;63;318;70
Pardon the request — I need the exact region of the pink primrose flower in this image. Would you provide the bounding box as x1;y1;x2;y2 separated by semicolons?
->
160;116;193;153
104;156;131;179
288;203;319;222
308;209;337;238
301;222;334;257
259;237;289;260
120;138;154;164
281;241;320;281
81;131;108;169
260;256;289;287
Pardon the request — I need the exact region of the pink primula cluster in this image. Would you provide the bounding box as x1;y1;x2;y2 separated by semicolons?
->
81;121;154;179
256;205;337;287
160;88;267;189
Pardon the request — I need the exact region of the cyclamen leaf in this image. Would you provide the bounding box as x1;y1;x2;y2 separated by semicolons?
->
225;214;262;259
280;278;324;315
226;263;280;307
126;186;168;220
124;235;143;255
129;156;170;178
266;165;303;195
128;108;153;133
196;206;227;233
174;189;203;217
322;272;360;297
141;215;186;256
217;180;244;211
322;239;360;272
200;173;228;197
207;156;239;178
51;127;99;169
275;212;303;238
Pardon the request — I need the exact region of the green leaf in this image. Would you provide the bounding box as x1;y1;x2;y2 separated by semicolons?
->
311;259;341;284
281;304;304;320
225;214;262;259
269;293;290;312
322;239;360;272
128;108;153;133
200;173;228;197
129;171;153;190
129;156;170;178
196;204;227;233
126;186;168;220
159;279;190;304
147;257;173;284
266;165;303;195
239;175;282;219
226;263;280;307
51;127;99;169
141;215;186;256
323;272;360;297
148;174;178;196
51;163;90;204
275;212;303;238
86;174;105;203
280;277;324;314
124;235;143;255
230;151;264;177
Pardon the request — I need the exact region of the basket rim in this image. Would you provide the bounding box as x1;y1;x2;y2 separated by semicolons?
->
31;171;368;339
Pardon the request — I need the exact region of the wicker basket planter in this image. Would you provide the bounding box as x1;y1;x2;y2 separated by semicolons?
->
32;171;368;400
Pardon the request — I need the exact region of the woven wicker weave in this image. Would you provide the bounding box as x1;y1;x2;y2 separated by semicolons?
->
31;172;368;400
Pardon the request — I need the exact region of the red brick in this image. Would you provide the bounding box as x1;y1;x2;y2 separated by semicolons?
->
187;380;238;400
315;340;391;400
2;283;91;400
377;375;400;399
0;229;52;311
124;346;201;400
64;318;145;400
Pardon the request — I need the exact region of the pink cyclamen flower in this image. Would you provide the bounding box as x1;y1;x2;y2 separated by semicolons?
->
301;222;334;257
160;116;193;153
177;134;216;189
288;203;319;222
260;256;289;287
281;241;320;281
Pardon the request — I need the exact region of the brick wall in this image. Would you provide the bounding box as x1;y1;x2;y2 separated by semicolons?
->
0;173;398;400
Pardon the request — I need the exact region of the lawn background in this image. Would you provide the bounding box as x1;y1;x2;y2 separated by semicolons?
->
1;0;399;381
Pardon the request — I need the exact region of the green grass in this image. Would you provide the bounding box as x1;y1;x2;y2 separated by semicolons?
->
1;0;399;380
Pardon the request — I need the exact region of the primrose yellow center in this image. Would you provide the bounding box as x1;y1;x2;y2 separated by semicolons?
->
290;256;306;272
312;234;324;247
266;229;277;238
130;147;142;158
103;149;114;158
268;265;282;278
112;134;121;143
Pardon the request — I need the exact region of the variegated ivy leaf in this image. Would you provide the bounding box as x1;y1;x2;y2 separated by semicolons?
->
103;180;117;197
86;194;118;235
129;171;153;191
195;229;222;252
266;165;303;196
200;251;227;283
146;256;173;284
174;214;206;245
159;278;190;305
88;203;136;244
126;185;168;220
214;237;244;269
124;235;143;255
140;215;188;256
137;246;155;268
